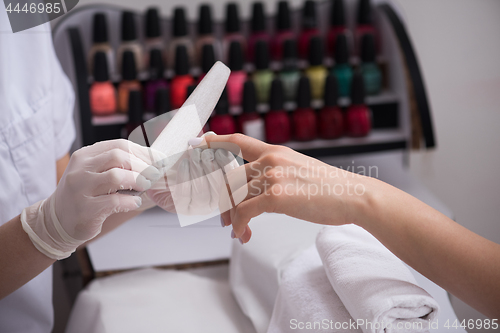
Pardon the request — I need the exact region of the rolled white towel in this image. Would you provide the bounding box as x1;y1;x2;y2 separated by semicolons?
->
316;225;439;333
268;246;361;333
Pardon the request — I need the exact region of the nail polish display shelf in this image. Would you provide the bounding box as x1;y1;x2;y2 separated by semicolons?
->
285;128;405;157
53;0;435;156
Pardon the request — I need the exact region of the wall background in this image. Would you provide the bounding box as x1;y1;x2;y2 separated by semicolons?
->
58;0;500;328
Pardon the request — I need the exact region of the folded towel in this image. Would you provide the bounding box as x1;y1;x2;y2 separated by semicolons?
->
268;246;362;333
316;225;439;333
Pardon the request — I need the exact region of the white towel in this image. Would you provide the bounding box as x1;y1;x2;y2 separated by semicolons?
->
267;246;362;333
316;225;439;333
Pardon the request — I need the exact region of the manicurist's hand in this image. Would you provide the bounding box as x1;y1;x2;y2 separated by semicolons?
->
21;139;166;260
195;134;377;243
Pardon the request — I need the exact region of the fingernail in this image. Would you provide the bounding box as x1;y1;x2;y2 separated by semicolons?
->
231;230;236;239
188;137;203;147
239;238;244;245
220;216;225;227
135;197;142;207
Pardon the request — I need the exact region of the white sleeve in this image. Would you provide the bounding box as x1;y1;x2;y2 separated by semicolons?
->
0;7;76;160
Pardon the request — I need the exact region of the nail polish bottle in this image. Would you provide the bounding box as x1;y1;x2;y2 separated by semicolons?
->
305;36;328;100
355;0;378;56
90;52;116;116
170;45;195;109
252;40;274;104
144;49;168;112
195;4;219;67
126;90;143;137
247;2;271;63
210;89;236;135
152;88;172;138
118;51;141;114
298;0;320;60
155;87;170;115
271;1;294;61
88;13;115;76
327;0;351;57
117;11;143;74
239;80;265;140
223;3;246;62
198;43;216;83
145;8;164;52
345;72;371;137
360;34;382;95
168;7;194;70
227;41;247;107
331;34;353;97
292;76;317;141
279;39;301;102
265;78;291;144
318;74;343;139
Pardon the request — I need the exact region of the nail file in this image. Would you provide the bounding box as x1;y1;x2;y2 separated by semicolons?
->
119;61;231;195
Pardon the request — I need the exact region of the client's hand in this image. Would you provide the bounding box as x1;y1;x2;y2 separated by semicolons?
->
147;133;241;216
195;134;375;243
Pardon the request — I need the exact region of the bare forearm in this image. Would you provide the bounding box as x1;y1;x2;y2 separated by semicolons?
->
358;178;500;318
0;215;55;300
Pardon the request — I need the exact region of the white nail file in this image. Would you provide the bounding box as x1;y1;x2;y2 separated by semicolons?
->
119;61;230;195
151;61;230;171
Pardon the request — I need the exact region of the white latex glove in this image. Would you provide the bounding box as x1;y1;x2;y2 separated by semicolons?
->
21;139;166;260
147;132;240;216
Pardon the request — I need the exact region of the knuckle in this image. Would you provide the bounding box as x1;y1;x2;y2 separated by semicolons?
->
228;133;245;145
108;169;124;185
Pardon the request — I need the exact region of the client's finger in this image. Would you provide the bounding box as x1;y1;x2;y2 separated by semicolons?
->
194;134;270;162
231;193;275;237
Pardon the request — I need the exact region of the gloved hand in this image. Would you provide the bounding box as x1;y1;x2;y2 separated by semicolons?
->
147;132;241;217
21;139;166;260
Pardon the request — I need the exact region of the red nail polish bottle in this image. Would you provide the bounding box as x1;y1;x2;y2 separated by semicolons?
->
238;80;265;140
293;76;317;141
90;51;117;116
265;78;291;144
354;0;379;56
170;45;194;109
247;2;271;63
210;89;236;135
227;41;247;107
298;0;320;60
345;72;371;137
319;74;343;139
271;1;294;61
327;0;351;57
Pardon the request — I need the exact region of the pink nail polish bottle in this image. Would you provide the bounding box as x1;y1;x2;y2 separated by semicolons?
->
197;43;216;83
318;74;343;139
247;2;271;63
210;89;236;135
227;41;247;107
271;1;294;61
293;76;317;141
298;0;320;60
90;52;117;116
265;78;291;144
345;72;372;137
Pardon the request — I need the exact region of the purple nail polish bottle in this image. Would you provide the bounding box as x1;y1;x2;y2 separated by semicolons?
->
144;48;169;111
